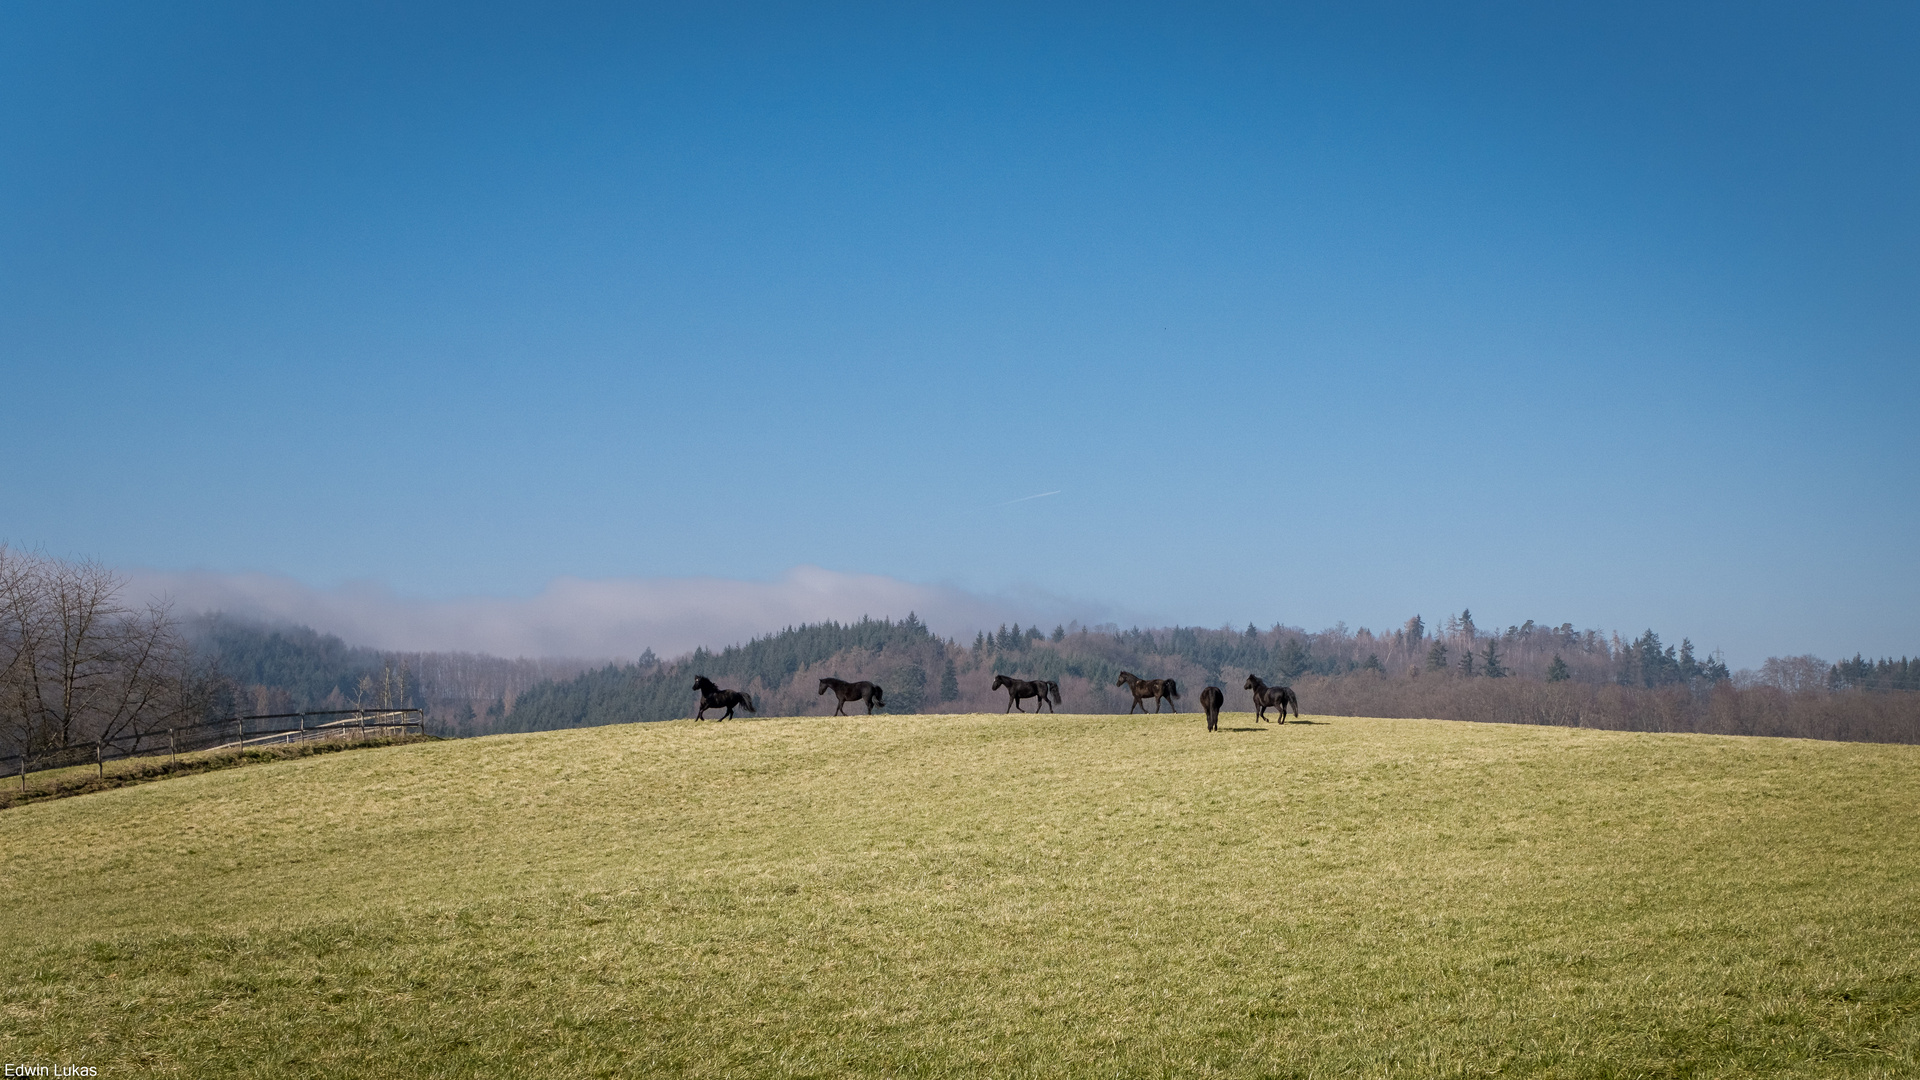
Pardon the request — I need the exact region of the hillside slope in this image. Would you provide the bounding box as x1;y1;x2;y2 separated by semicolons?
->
3;712;1917;1077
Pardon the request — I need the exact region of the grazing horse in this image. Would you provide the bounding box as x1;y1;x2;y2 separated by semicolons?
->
1243;675;1298;723
692;675;755;721
1116;671;1180;713
818;677;886;715
1200;685;1225;732
992;675;1054;713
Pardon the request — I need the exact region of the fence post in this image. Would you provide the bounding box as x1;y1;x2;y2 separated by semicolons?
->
96;741;104;779
170;728;176;765
18;753;24;792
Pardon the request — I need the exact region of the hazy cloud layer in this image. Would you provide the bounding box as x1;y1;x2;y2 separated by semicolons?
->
126;566;1125;660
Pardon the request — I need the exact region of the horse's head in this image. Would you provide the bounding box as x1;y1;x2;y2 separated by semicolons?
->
1115;672;1133;686
992;675;1009;689
1243;675;1259;691
817;679;832;695
692;675;717;693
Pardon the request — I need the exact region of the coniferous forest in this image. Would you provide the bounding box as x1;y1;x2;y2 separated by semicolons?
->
184;609;1919;746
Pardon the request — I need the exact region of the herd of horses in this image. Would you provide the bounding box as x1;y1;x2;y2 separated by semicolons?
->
689;670;1301;729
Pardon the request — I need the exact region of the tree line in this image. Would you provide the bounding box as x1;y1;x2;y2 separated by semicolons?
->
10;548;1909;748
480;610;1916;743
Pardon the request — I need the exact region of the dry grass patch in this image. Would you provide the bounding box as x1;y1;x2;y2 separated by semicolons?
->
2;712;1917;1077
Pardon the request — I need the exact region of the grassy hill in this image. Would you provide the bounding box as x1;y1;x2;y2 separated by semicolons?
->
3;711;1917;1077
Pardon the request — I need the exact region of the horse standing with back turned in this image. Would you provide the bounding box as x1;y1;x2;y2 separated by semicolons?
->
1200;685;1224;732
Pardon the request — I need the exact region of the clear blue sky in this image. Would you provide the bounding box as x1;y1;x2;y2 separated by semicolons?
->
3;2;1915;665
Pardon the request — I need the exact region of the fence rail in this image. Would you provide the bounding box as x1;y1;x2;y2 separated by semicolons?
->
4;708;426;783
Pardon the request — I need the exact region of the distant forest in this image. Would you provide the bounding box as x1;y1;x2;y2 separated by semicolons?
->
187;611;1919;745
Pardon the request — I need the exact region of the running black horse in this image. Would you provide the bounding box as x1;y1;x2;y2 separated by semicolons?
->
1243;675;1298;723
1116;671;1180;713
1200;685;1225;732
818;677;886;715
692;675;755;721
992;675;1058;713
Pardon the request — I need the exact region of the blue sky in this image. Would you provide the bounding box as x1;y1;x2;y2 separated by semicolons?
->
3;2;1915;665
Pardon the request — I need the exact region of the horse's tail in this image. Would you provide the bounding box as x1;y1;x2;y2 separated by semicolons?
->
742;693;757;713
1048;681;1061;704
1165;679;1179;699
872;685;886;706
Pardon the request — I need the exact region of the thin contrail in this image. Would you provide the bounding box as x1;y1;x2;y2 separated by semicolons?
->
998;490;1061;507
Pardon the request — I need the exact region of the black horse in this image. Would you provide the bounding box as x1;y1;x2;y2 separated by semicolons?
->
1200;685;1224;732
818;677;886;715
993;675;1058;713
1243;675;1298;723
1116;671;1180;713
692;675;755;721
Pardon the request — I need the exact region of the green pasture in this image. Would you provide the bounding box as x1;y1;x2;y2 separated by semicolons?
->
2;711;1917;1078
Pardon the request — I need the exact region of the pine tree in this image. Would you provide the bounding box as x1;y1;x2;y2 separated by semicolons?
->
1546;655;1571;682
1459;649;1476;677
1482;640;1505;678
1678;639;1701;681
1426;642;1450;671
1051;625;1066;642
939;658;960;701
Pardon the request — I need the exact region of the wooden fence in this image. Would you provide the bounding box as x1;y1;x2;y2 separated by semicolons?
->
3;708;426;786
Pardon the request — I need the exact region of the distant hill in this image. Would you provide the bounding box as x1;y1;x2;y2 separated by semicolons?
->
184;614;586;731
187;610;1917;744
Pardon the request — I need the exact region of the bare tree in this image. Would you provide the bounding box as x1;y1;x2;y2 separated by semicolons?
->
0;549;196;772
0;547;49;766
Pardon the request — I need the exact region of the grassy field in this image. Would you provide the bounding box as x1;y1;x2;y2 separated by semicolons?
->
2;710;1917;1078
